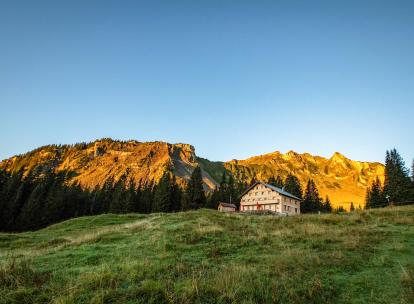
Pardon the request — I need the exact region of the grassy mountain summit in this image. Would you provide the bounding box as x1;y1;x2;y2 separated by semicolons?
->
0;206;413;303
0;138;384;208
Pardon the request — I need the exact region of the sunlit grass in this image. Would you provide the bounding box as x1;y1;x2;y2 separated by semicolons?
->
1;206;414;303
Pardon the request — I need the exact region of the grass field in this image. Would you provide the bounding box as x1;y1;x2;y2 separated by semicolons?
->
1;206;414;304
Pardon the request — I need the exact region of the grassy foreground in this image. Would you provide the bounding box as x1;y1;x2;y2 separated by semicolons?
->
1;207;414;304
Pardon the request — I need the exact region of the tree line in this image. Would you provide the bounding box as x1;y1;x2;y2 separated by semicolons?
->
0;166;244;232
5;148;409;232
366;149;414;208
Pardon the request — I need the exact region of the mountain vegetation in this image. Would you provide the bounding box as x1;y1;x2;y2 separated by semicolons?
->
365;149;414;209
0;165;248;232
1;139;412;231
0;138;385;209
1;206;413;303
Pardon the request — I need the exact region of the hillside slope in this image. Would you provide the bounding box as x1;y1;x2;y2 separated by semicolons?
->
1;206;413;303
0;139;219;190
0;139;384;207
225;151;384;208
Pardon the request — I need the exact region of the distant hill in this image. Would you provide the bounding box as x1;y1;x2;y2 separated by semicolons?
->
0;138;384;208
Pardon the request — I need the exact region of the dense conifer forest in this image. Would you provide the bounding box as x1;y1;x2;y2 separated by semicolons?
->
0;148;412;232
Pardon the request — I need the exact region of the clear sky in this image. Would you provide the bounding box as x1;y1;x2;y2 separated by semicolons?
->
0;0;413;164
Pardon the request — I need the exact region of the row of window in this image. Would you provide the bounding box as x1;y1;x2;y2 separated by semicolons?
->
242;195;299;205
241;204;298;213
242;204;276;211
248;190;272;197
243;197;280;202
283;205;299;213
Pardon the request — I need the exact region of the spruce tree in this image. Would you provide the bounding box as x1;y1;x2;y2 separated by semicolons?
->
383;149;411;203
110;177;127;213
301;179;322;213
350;202;355;211
207;186;221;209
170;175;182;212
412;159;414;183
17;174;52;230
284;174;303;199
183;166;206;210
101;176;114;213
366;177;386;208
323;196;333;213
43;173;66;225
0;172;24;230
219;171;228;202
140;184;154;213
153;173;172;212
124;179;138;213
227;174;237;204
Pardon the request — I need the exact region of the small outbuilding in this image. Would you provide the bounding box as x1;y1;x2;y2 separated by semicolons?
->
218;202;237;212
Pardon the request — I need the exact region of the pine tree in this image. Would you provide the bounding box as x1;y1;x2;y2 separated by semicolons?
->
366;177;387;208
383;149;411;203
110;177;127;213
101;176;114;213
0;172;24;230
153;173;172;212
43;173;66;225
335;206;346;213
170;175;182;212
350;202;355;211
123;179;137;213
323;196;333;213
207;186;221;209
218;171;228;202
182;166;206;210
301;179;322;213
17;174;52;230
90;185;103;215
284;174;303;199
411;159;414;183
139;184;154;213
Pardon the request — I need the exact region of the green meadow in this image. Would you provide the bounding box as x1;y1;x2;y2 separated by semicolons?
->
1;206;413;304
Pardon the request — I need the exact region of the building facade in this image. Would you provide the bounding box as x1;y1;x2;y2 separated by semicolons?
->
217;202;237;212
239;182;301;215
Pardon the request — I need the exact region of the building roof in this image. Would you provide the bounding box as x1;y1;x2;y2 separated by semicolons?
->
240;181;303;201
218;202;237;208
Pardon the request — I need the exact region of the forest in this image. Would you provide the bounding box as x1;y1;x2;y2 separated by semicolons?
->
0;149;412;232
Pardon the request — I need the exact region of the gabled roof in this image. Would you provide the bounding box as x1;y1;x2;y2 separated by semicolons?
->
240;181;302;201
218;202;237;208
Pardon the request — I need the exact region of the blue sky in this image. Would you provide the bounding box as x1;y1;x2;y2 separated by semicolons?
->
0;0;413;164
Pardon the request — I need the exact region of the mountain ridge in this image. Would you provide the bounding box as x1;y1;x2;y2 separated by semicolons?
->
0;138;384;208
